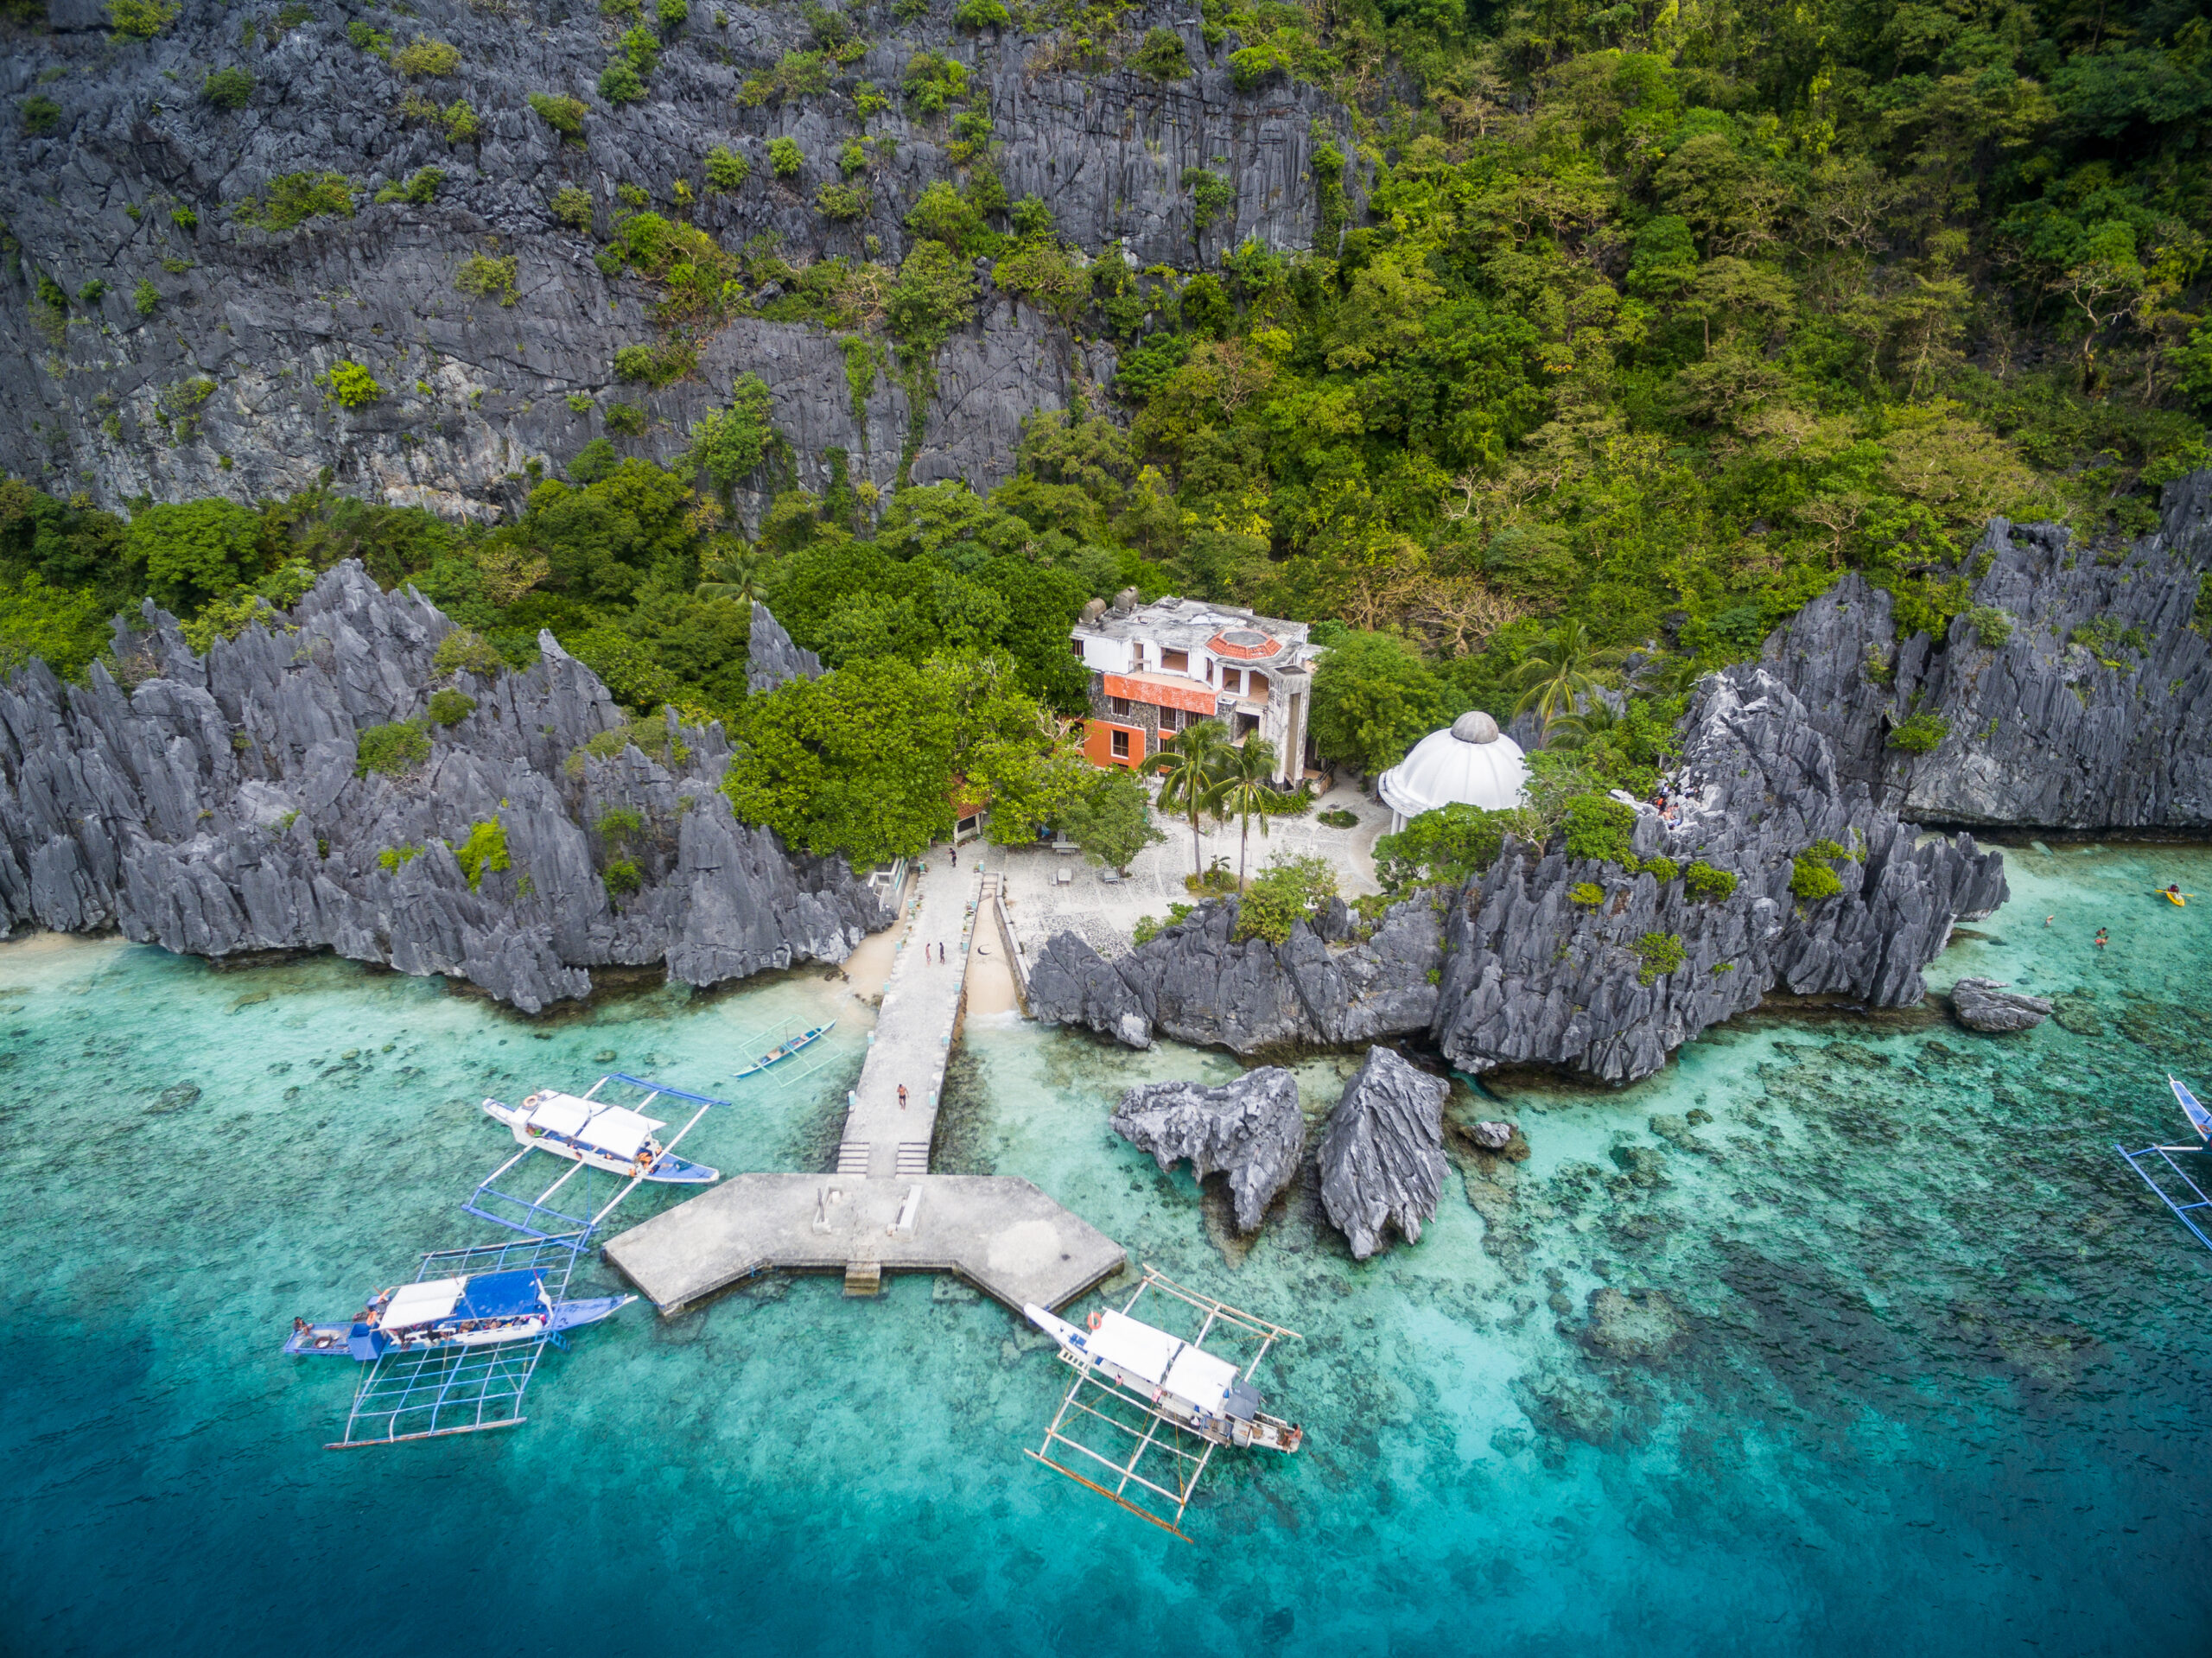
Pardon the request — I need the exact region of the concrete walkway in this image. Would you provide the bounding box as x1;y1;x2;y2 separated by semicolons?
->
602;852;1127;1313
834;854;977;1177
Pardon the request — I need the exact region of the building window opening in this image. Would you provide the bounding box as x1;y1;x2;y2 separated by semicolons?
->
1109;728;1131;760
1162;649;1188;673
1109;696;1131;716
1235;712;1260;742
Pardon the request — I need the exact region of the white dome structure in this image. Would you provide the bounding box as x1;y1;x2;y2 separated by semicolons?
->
1376;712;1529;833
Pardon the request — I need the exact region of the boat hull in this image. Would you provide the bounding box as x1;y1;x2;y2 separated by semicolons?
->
283;1294;634;1361
1024;1305;1302;1452
483;1101;719;1183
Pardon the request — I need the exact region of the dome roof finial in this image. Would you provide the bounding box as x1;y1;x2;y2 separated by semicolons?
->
1451;710;1501;744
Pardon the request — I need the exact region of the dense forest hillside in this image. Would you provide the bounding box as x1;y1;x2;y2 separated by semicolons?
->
3;0;2208;859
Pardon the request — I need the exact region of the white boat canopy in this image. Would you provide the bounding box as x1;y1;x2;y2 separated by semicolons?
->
1162;1344;1241;1412
573;1104;666;1159
524;1092;597;1138
1087;1310;1183;1387
381;1277;466;1331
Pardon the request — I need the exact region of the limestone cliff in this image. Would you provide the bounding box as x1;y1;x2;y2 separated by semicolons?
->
0;562;888;1007
1027;666;2009;1084
0;0;1353;517
1761;470;2212;829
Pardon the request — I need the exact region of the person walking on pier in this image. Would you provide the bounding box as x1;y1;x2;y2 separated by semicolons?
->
899;1083;909;1110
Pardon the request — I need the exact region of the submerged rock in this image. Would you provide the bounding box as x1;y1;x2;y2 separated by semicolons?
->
1583;1286;1688;1362
0;564;890;1011
1950;977;2053;1032
1110;1068;1304;1233
1469;1120;1517;1152
1318;1047;1450;1260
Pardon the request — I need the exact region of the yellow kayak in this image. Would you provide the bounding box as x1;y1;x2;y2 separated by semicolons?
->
2154;889;2192;906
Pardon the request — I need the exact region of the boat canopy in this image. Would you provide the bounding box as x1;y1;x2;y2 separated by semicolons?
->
525;1092;597;1138
382;1277;467;1331
1163;1343;1241;1413
452;1269;547;1321
573;1104;665;1158
1089;1310;1183;1387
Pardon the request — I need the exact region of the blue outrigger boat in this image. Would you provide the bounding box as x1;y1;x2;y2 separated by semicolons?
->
2115;1076;2212;1255
732;1019;835;1078
284;1265;632;1362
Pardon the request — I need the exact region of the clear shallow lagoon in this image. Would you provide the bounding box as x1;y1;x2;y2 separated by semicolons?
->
4;842;2209;1656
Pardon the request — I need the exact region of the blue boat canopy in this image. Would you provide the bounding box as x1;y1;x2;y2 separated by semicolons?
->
454;1269;548;1321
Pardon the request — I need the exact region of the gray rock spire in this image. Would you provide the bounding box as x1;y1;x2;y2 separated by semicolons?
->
1109;1068;1306;1233
1318;1048;1450;1260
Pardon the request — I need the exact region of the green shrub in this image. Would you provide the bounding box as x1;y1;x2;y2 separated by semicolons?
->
375;167;444;205
1181;167;1235;233
78;279;105;305
22;95;61;136
683;373;774;493
596;806;645;841
1967;605;2014;648
355;721;429;778
658;0;688;24
952;0;1006;26
705;145;749;190
346;19;391;55
566;715;690;777
1132;26;1192;78
133;279;159;316
107;0;179;38
233;171;354;232
171;205;198;230
427;689;477;726
202;67;255;109
600;58;646;102
530;92;588;136
1232;853;1338;944
1683;860;1737;900
1639;855;1679;884
567;392;594;413
392;37;461;76
768;137;803;178
453;818;511;889
438;100;480;143
326;361;384;407
456;252;519;306
1634;931;1685;985
603;857;642;896
550;185;594;231
1789;841;1853;902
1887;712;1948;754
815;181;868;220
377;843;423;873
1569;880;1605;907
901;48;969;113
1562;794;1637;865
1374;803;1513;892
435;629;505;677
606;401;647;435
613;340;696;387
1318;808;1358;829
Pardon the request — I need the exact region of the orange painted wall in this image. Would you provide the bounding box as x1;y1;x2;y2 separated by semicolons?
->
1084;721;1145;768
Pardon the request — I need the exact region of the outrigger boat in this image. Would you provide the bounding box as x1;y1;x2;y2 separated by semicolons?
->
730;1019;835;1079
484;1082;720;1183
2114;1075;2212;1255
283;1266;632;1362
1022;1267;1303;1540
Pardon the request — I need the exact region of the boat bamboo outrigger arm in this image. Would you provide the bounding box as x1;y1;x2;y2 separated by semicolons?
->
1023;1265;1301;1543
464;1073;728;1248
2114;1075;2212;1255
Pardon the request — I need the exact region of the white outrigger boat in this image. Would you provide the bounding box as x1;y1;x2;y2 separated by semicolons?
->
483;1083;720;1183
283;1267;632;1363
1022;1267;1303;1540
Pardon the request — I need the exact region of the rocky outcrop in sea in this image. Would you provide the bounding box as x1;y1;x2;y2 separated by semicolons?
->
1762;471;2212;829
1317;1047;1449;1260
1028;667;2009;1083
1949;978;2052;1032
2;0;1356;518
1109;1068;1304;1233
0;563;888;1009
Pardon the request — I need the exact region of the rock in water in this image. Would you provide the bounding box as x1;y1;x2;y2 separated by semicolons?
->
746;603;825;696
1583;1287;1688;1361
1319;1048;1449;1260
1110;1069;1304;1233
1950;978;2053;1032
1469;1120;1516;1152
0;564;890;1011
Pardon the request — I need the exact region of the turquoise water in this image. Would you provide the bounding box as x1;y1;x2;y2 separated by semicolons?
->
4;843;2210;1655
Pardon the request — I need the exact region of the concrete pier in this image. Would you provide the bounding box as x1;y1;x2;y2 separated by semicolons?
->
604;857;1127;1312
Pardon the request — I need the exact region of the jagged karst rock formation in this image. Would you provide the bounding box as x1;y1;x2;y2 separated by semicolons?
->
1109;1067;1304;1233
745;601;823;695
1317;1047;1449;1260
0;562;888;1008
1;0;1356;516
1949;977;2052;1032
1762;471;2212;829
1030;667;2009;1083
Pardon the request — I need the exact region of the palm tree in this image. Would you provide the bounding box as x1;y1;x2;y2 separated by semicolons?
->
1511;619;1626;740
1211;737;1280;888
696;546;774;607
1141;722;1231;879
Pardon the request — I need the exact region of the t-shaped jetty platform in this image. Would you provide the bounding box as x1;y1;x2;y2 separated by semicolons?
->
604;861;1124;1312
